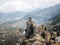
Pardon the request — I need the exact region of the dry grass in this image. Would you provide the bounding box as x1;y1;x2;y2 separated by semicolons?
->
51;42;60;45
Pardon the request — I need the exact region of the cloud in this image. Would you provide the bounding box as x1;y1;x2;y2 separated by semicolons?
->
15;16;24;20
0;0;60;12
23;0;60;8
0;1;33;12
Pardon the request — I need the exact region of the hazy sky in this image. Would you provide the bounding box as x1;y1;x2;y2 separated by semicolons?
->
0;0;60;12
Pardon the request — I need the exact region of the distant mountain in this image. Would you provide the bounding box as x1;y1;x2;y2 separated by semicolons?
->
0;12;26;24
0;19;26;29
22;4;60;24
0;4;60;29
50;14;60;24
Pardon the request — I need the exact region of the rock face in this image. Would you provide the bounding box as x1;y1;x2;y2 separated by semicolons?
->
23;25;46;45
25;17;35;39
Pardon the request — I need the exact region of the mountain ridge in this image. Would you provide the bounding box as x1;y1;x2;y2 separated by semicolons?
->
0;4;60;29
